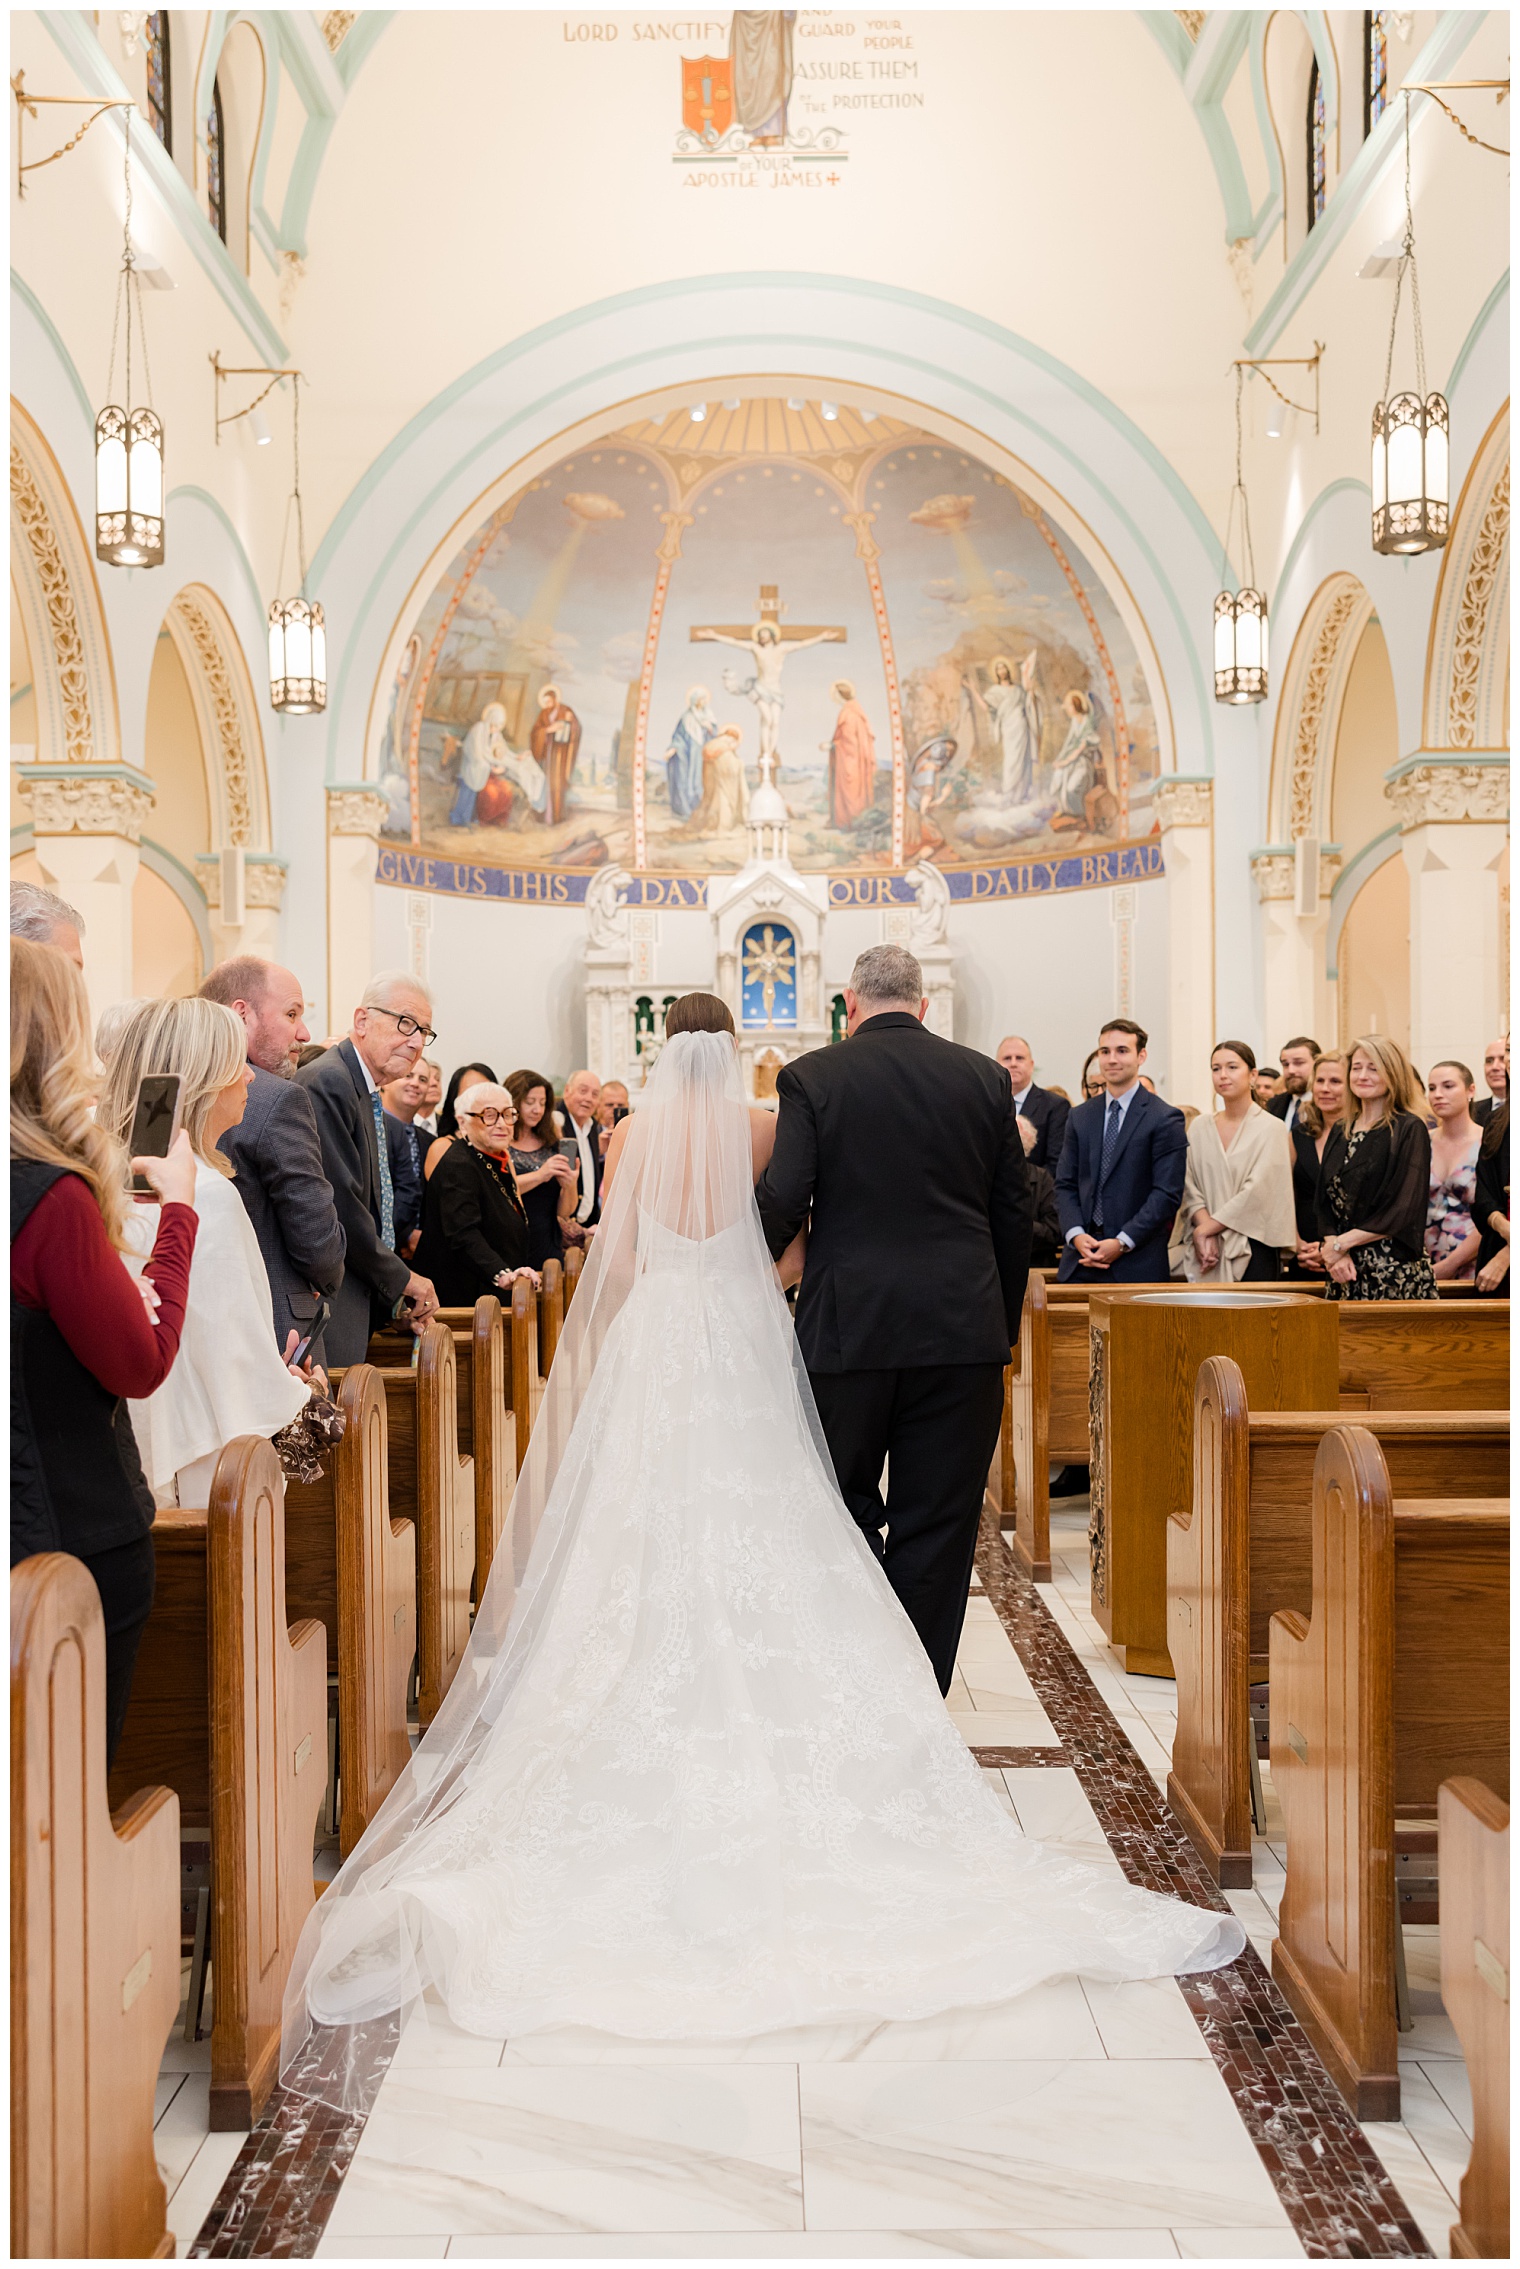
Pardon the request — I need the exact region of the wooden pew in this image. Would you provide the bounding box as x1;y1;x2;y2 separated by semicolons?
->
283;1364;416;1859
1006;1276;1092;1582
1168;1356;1509;1886
374;1296;517;1604
12;1553;181;2259
564;1242;584;1307
1440;1777;1509;2258
367;1320;474;1729
109;1438;327;2131
512;1275;544;1469
1336;1300;1508;1410
1270;1427;1509;2119
540;1255;564;1379
987;1354;1016;1531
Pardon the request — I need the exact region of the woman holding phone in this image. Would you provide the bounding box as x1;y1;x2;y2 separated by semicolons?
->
10;941;200;1761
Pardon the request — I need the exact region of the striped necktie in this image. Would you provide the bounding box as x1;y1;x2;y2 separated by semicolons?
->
369;1088;396;1250
1095;1096;1121;1221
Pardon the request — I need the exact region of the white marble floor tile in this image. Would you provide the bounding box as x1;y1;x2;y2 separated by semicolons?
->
949;1700;1061;1748
1223;1890;1278;1966
1110;1711;1173;1787
946;1669;976;1711
166;2128;247;2255
798;2060;1288;2231
1360;2115;1458;2259
392;2003;510;2071
154;2070;187;2123
1080;1976;1210;2060
316;2243;448;2260
959;1655;1045;1711
443;2235;1183;2258
1394;2062;1477;2199
1172;2231;1305;2259
1399;1926;1462;2058
982;1767;1018;1815
328;2064;804;2236
1419;2059;1473;2137
1000;1769;1120;1874
154;2070;215;2196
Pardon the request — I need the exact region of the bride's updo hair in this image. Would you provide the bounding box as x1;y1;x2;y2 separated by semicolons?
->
665;991;735;1038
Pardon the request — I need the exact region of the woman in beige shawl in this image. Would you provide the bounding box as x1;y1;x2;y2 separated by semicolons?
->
1183;1040;1298;1282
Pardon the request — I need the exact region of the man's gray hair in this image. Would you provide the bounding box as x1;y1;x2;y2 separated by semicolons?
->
360;968;433;1011
849;944;923;1008
11;879;84;942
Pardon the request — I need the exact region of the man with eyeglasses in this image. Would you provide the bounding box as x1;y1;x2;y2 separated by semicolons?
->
299;971;442;1364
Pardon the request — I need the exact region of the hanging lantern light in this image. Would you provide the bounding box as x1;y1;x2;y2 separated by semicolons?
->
95;126;164;568
1213;367;1269;705
1371;95;1449;556
268;373;327;714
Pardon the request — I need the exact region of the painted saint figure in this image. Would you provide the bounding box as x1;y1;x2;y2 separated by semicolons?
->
676;725;748;838
664;686;717;823
969;652;1042;804
452;702;548;830
693;618;837;772
825;679;876;830
904;731;956;858
531;685;582;826
730;10;796;146
1048;690;1106;833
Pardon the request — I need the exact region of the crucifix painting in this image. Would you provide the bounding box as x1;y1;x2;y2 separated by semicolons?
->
692;582;846;778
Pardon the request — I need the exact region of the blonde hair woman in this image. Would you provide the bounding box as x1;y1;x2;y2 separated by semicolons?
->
100;998;316;1508
11;942;199;1757
1288;1051;1345;1274
1314;1034;1438;1300
1182;1040;1297;1282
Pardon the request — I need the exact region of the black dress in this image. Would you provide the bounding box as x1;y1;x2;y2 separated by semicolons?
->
509;1142;565;1270
1283;1123;1326;1281
414;1139;530;1308
1473;1111;1510;1294
1316;1113;1438;1301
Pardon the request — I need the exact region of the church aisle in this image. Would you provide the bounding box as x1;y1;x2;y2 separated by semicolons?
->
169;1508;1461;2261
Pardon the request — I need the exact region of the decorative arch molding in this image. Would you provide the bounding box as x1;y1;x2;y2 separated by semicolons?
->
1267;570;1376;843
1423;398;1509;753
9;398;121;769
163;583;272;852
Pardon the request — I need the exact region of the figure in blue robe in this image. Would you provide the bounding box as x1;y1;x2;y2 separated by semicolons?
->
664;686;717;823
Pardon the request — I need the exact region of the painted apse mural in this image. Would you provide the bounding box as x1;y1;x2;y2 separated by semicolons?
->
377;397;1162;904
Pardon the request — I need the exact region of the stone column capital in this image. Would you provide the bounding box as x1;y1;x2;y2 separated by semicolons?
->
1384;755;1510;829
1250;850;1296;902
196;852;289;910
15;764;155;841
325;785;392;838
1154;774;1213;830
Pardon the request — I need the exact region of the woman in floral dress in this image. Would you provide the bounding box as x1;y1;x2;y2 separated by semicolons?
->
1424;1059;1483;1281
1315;1036;1438;1301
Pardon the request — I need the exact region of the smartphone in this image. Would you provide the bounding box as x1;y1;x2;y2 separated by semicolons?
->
289;1298;331;1371
129;1073;182;1194
611;1105;629;1126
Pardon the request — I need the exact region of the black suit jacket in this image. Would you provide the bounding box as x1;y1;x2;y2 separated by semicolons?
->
561;1111;605;1227
1012;1082;1070;1173
755;1013;1032;1373
386;1110;424;1247
414;1139;529;1308
297;1039;411;1365
1268;1091;1307;1132
218;1066;346;1355
1053;1084;1188;1281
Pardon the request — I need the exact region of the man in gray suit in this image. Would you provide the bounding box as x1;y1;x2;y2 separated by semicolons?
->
299;972;441;1366
200;957;347;1362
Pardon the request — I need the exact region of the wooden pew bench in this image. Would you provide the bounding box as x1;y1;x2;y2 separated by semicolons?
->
283;1363;416;1858
375;1296;516;1605
1168;1355;1509;1886
1337;1299;1509;1411
1270;1426;1509;2119
108;1438;327;2131
13;1552;181;2259
1006;1276;1092;1581
361;1320;474;1729
1440;1776;1509;2259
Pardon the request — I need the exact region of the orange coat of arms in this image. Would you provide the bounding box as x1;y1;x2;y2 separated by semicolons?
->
681;55;733;139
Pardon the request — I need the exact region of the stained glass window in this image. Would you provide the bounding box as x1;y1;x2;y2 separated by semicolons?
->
1365;11;1389;133
1307;61;1326;228
144;11;171;153
207;79;226;243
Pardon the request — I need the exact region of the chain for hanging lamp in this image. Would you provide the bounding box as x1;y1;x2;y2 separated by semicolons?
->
1213;366;1269;705
95;123;164;568
1371;93;1450;556
268;372;328;714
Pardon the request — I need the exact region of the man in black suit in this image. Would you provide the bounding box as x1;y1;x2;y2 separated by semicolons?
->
1475;1036;1509;1127
1054;1017;1187;1283
1266;1036;1320;1133
756;945;1032;1694
995;1033;1070;1171
559;1067;607;1240
299;972;441;1366
200;957;346;1362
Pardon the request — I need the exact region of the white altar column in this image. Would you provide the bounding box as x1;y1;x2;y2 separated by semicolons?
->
16;764;155;1019
1387;757;1509;1078
1154;775;1215;1110
325;786;391;1034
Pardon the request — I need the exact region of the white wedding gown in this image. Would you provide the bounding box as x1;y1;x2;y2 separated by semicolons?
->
283;1032;1241;2103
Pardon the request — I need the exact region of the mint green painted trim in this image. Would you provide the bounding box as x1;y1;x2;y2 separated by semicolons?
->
270;9;342;114
10;271;95;434
247;15;285;253
1384;750;1509;787
1248;20;1283;257
40;14;289;367
1142;9;1255;241
25;761;155;793
141;838;215;960
1274;477;1373;602
1446;271;1510;401
1326;825;1402;977
333;12;394;90
164;486;267;624
190;9;233;125
1246;12;1489;352
12;682;34;708
1188;11;1252;101
251;205;281;272
1304;12;1341;146
279;113;333;259
1139;12;1195;77
315;283;1222;773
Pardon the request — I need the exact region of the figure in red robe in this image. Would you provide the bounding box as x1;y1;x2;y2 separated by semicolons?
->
827;680;876;830
531;685;582;827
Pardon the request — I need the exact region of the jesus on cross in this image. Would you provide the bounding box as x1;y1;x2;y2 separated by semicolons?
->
692;583;845;778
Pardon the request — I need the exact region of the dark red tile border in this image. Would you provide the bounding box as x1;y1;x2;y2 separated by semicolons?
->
975;1506;1431;2260
970;1744;1072;1767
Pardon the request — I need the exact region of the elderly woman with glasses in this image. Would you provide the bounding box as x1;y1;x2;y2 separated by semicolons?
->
413;1081;540;1308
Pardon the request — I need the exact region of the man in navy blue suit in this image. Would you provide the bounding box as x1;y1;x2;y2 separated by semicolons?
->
1054;1017;1187;1283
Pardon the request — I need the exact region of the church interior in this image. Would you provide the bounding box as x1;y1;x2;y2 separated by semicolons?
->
9;6;1511;2262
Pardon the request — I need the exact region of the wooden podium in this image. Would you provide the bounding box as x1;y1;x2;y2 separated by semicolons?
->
1088;1290;1337;1676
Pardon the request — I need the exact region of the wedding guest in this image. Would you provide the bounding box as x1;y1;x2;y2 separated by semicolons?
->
1251;1068;1283;1109
1315;1035;1438;1301
1046;1084;1071;1103
100;999;326;1509
414;1059;443;1137
1267;1036;1320;1132
438;1060;498;1141
1473;1104;1509;1294
10;878;84;967
95;997;150;1064
11;942;198;1760
1424;1059;1483;1281
1475;1036;1509;1127
560;1067;607;1235
1016;1114;1061;1267
200;956;346;1362
995;1033;1069;1171
595;1079;630;1155
295;1041;328;1070
505;1068;577;1268
1054;1018;1187;1283
1289;1052;1345;1274
381;1064;429;1256
415;1082;538;1308
1181;1041;1297;1282
1079;1049;1104;1101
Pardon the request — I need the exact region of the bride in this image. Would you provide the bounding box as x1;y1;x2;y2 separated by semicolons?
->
282;993;1241;2102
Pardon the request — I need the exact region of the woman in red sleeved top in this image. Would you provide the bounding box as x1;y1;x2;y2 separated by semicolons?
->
11;939;199;1760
